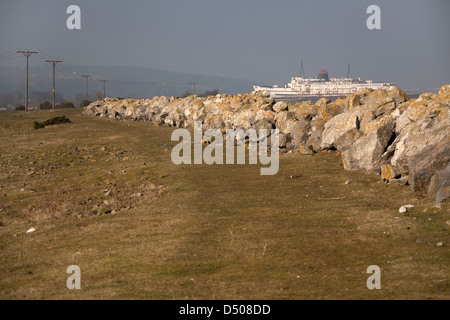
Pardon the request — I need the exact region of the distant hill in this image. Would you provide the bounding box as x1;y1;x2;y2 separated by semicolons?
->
0;64;263;108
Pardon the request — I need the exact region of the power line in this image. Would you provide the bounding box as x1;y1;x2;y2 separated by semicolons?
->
57;66;77;77
0;50;18;58
0;53;20;59
0;56;22;61
0;50;16;55
16;49;39;111
57;63;79;78
36;50;59;61
45;59;64;110
37;51;81;77
4;49;211;99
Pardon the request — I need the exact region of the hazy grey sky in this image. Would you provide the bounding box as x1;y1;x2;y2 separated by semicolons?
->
1;0;449;90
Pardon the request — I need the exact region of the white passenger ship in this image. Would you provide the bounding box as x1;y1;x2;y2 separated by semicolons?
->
253;68;392;99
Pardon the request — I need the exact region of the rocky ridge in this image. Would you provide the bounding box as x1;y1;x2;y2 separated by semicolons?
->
83;84;450;203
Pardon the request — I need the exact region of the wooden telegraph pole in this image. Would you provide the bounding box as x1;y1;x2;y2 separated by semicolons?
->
16;50;39;111
45;59;63;110
81;74;91;100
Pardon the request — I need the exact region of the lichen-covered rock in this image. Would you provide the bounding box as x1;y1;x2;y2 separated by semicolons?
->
273;101;289;112
320;106;366;150
317;98;344;121
274;111;298;134
279;133;292;148
384;84;450;202
291;119;311;148
407;138;449;203
292;101;317;120
305;117;327;152
362;86;408;110
381;164;400;181
341;116;396;172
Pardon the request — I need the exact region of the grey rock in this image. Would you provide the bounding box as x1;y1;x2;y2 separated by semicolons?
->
341;116;396;172
291;119;311;147
274;111;298;134
279;133;291;148
273;101;289;112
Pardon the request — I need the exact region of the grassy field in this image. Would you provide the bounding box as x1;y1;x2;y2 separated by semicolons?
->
0;108;448;300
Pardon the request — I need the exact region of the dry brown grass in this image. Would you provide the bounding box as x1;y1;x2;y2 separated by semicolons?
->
0;108;448;300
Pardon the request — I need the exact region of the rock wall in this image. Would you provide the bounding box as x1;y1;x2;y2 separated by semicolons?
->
83;84;450;203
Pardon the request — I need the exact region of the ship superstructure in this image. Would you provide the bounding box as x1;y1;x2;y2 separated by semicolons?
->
253;67;393;99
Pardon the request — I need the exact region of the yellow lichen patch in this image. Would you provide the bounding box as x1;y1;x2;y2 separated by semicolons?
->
293;101;317;119
381;164;395;180
405;100;429;122
418;92;437;101
361;114;391;133
318;102;345;122
438;83;450;99
347;93;361;109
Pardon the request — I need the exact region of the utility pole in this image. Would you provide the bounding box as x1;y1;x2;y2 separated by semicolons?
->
99;79;107;98
151;81;159;98
16;50;39;111
45;59;63;110
81;75;91;100
191;82;197;95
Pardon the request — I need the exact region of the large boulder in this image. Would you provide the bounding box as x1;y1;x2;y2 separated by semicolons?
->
320;106;367;150
383;84;450;202
341;116;396;172
274;111;298;134
321;86;409;169
291;118;311;148
279;133;292;148
407;135;450;203
291;100;317;120
316;98;344;121
273;101;289;112
305;117;327;152
362;85;408;110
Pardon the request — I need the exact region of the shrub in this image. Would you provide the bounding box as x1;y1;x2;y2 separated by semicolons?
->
79;100;91;108
15;105;25;111
33;115;72;130
56;102;75;109
39;101;52;110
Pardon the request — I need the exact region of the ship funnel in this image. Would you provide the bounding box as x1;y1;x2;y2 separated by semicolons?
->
317;69;329;81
